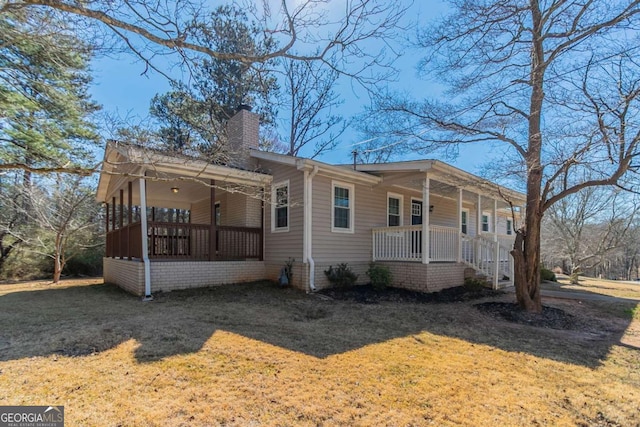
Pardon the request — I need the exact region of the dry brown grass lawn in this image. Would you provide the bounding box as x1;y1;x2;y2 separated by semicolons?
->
549;275;640;300
0;278;639;426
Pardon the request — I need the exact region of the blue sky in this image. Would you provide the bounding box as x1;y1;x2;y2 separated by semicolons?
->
88;0;491;174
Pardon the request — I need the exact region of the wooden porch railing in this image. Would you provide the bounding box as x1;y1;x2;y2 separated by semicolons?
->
371;225;459;262
106;222;263;261
106;223;142;259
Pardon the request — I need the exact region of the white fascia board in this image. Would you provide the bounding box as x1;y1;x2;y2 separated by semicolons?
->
296;159;381;185
354;160;435;172
250;149;298;166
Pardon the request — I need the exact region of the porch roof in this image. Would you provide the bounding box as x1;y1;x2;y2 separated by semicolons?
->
353;159;526;206
250;149;382;185
97;141;273;204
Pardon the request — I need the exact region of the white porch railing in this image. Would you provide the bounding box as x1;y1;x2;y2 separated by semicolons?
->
372;225;515;287
461;234;514;285
481;232;515;251
371;225;458;262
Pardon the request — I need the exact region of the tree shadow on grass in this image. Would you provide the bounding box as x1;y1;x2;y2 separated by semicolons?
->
0;281;636;367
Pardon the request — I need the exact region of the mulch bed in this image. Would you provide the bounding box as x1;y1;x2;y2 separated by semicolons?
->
318;284;499;304
475;302;577;330
320;285;579;330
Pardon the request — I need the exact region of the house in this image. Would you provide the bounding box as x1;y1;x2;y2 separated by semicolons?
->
96;107;526;298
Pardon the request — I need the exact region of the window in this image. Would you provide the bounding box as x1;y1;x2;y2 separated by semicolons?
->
411;199;423;226
332;181;354;233
271;180;289;232
387;193;403;226
506;219;513;235
214;202;221;226
482;213;490;232
411;201;421;217
461;209;468;234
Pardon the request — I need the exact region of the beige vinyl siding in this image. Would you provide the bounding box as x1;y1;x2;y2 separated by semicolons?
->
189;190;262;228
190;198;210;224
225;191;262;227
496;211;517;236
260;160;304;263
312;176;382;263
425;194;458;228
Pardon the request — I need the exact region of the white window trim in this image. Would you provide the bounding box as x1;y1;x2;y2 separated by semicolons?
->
271;179;289;233
411;197;422;218
387;192;404;227
506;218;513;235
331;181;355;234
482;212;491;233
461;208;470;234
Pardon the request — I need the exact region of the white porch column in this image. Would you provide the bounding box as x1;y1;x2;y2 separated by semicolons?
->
422;173;430;264
493;198;499;289
475;193;482;268
139;177;152;299
476;194;482;236
457;188;463;263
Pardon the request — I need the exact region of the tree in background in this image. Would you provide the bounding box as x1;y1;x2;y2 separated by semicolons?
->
0;7;100;175
0;8;102;279
281;57;346;158
361;1;640;312
31;175;102;283
149;5;278;159
542;187;638;283
3;175;102;283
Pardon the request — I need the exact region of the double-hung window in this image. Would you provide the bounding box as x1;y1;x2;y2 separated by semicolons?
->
387;193;403;227
506;219;513;235
482;213;490;232
332;182;354;233
272;180;289;232
461;210;468;234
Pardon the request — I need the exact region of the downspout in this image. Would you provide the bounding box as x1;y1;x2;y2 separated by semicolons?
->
139;177;153;301
306;166;319;292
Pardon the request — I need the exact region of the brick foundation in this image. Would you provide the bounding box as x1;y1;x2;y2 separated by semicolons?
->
379;262;466;293
104;258;265;296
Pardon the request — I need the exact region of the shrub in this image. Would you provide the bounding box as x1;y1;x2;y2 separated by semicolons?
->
366;263;392;291
64;247;104;277
541;267;557;282
324;263;358;288
464;277;487;291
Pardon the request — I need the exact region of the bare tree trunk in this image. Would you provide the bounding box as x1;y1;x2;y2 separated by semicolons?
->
511;0;544;314
52;233;63;284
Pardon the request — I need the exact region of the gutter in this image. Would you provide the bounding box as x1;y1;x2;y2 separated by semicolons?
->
304;166;319;292
139;177;153;301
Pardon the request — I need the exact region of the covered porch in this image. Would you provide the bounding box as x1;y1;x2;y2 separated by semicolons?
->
97;142;272;296
104;178;265;262
360;161;525;288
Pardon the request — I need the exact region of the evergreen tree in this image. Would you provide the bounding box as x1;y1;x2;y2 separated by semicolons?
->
0;8;100;277
149;5;277;158
0;8;100;175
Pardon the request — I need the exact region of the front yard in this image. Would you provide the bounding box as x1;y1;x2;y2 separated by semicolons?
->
0;278;639;426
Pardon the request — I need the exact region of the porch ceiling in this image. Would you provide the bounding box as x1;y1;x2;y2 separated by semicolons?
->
103;172;251;210
357;159;526;207
378;171;516;209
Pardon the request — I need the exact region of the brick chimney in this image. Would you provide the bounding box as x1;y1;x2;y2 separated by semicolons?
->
226;104;259;169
